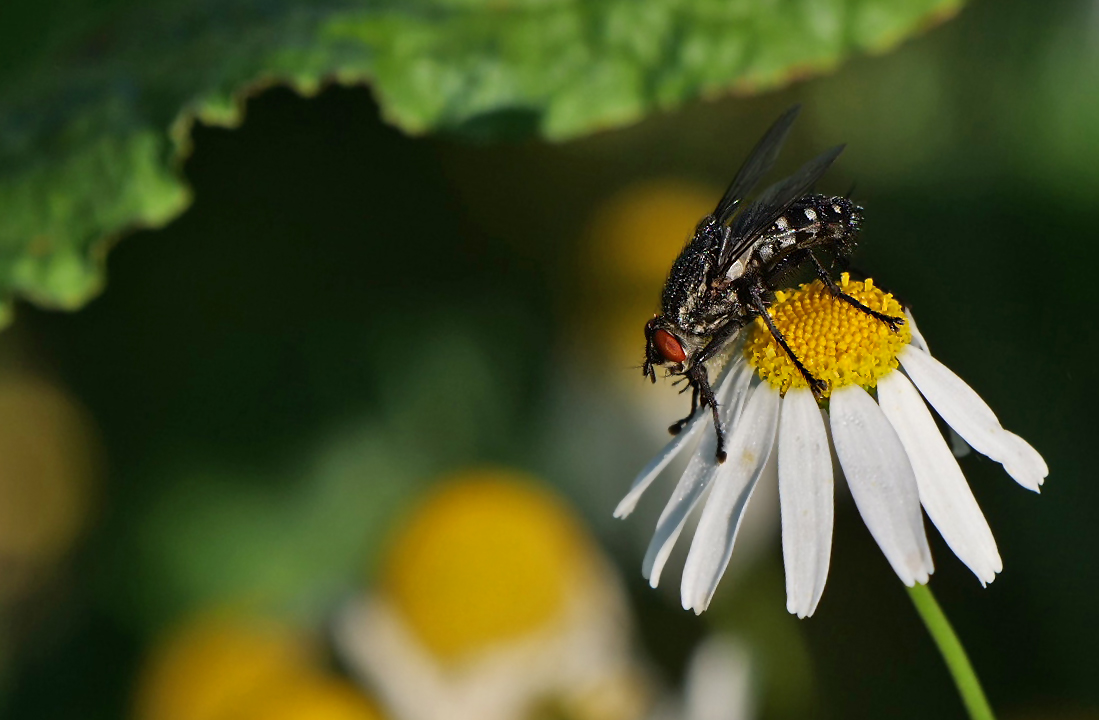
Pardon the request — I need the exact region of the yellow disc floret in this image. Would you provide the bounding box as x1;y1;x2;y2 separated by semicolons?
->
744;274;911;397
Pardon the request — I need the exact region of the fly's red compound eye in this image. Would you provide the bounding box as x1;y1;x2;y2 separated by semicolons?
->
653;329;686;363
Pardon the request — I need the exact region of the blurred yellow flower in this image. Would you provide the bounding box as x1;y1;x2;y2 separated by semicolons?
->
579;180;717;377
134;612;383;720
585;181;716;287
238;676;384;720
380;469;589;659
337;468;649;720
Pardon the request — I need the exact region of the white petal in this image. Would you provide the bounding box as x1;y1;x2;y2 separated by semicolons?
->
614;413;706;519
1000;431;1049;491
878;371;1002;585
334;598;450;720
681;383;780;613
644;429;721;587
720;360;755;427
829;384;933;586
643;362;754;586
778;387;834;618
904;308;929;353
898;346;1048;492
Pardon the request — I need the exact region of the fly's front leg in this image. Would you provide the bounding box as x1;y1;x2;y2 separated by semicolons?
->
748;285;828;399
668;384;700;435
809;252;904;332
688;363;727;462
681;321;745;461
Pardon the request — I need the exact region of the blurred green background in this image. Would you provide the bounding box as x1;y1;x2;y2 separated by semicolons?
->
1;0;1097;718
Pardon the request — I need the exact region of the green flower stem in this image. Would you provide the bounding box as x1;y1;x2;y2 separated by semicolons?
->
906;583;995;720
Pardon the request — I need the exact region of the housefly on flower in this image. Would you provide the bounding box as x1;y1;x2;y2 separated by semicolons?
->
642;106;904;462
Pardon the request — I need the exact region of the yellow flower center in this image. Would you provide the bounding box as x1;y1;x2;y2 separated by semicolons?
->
743;274;911;397
380;470;591;660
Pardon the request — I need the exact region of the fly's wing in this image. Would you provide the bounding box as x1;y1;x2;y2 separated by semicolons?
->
718;144;845;269
713;105;802;225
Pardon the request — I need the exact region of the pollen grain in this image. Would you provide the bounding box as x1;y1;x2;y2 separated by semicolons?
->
744;274;911;397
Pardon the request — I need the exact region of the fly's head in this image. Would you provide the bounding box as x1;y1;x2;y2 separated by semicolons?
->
642;316;705;383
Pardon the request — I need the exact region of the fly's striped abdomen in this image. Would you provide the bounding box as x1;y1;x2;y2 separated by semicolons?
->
752;195;862;268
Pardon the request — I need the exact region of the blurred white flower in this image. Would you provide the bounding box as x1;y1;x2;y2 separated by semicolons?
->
336;470;651;720
647;636;754;720
616;275;1047;616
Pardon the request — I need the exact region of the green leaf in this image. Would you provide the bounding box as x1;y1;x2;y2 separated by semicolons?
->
0;0;962;324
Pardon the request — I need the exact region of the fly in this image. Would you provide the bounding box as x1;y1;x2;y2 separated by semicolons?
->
642;105;904;461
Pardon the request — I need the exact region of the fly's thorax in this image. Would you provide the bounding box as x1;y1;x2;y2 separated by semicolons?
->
660;217;725;318
648;218;731;382
675;294;745;337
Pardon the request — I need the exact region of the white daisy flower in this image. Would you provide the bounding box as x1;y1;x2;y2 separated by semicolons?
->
336;472;651;720
616;274;1047;617
646;635;755;720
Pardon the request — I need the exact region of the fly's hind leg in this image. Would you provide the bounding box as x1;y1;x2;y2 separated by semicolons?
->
809;252;905;332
